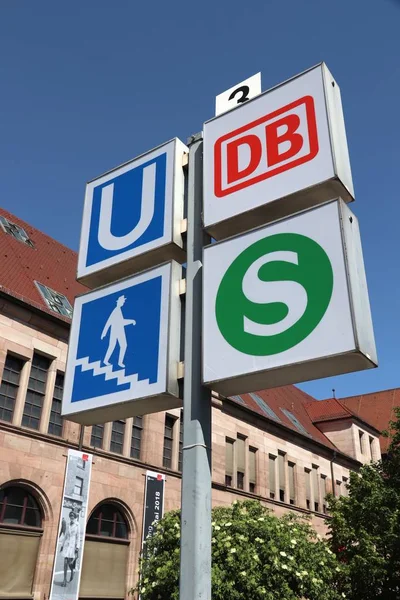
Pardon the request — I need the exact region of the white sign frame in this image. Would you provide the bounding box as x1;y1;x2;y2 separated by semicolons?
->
204;63;354;240
62;261;182;424
77;138;187;288
202;199;377;396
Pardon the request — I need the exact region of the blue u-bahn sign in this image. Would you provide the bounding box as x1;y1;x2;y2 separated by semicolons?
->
77;138;187;288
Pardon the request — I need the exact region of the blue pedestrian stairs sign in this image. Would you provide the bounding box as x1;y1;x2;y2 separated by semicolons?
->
62;262;182;424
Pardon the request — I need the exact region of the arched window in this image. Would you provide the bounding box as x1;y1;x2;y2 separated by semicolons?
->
86;503;128;539
0;485;43;598
0;486;42;528
80;502;130;599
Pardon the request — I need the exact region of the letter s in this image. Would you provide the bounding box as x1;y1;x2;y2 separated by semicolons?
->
242;251;308;337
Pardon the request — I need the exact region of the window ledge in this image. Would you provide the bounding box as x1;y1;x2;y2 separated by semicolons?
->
0;523;43;534
85;534;130;545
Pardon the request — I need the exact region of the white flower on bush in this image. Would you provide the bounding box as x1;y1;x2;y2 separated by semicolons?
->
230;548;237;554
290;539;297;545
240;571;247;577
280;551;287;557
281;564;288;570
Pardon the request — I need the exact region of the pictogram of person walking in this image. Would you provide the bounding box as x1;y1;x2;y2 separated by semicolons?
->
101;295;136;368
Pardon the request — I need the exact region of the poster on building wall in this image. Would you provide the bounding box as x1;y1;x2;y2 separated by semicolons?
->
141;470;165;554
49;449;93;600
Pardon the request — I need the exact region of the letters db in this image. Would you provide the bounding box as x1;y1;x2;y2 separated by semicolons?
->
77;138;188;288
203;63;355;239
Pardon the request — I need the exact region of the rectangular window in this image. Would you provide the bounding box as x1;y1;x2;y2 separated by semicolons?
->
110;420;125;454
269;455;276;499
35;281;73;318
0;354;24;422
305;468;311;510
22;353;50;430
225;438;234;487
312;465;319;512
249;392;281;422
249;447;257;494
178;411;184;472
48;372;64;436
91;424;104;449
321;475;328;513
163;415;175;469
369;436;374;460
281;408;312;438
236;435;246;491
130;416;143;460
0;215;34;247
278;452;286;502
359;430;364;454
236;471;244;490
231;395;246;405
288;462;296;505
74;476;83;495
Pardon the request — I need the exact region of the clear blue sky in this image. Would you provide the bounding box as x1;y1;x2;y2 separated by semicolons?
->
1;0;399;400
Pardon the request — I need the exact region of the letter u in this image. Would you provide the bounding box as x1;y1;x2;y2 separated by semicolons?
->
97;162;157;251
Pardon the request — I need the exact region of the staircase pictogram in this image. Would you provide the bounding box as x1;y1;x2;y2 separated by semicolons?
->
75;356;149;389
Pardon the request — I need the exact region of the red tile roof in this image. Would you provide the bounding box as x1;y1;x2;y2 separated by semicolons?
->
229;386;339;452
340;389;400;454
304;398;353;423
0;208;87;322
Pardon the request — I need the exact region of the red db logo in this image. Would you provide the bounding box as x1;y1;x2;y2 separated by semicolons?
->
214;96;319;197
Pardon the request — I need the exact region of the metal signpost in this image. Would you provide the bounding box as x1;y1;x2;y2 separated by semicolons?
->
62;62;377;600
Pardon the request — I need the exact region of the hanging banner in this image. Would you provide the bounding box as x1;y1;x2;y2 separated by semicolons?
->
141;470;165;552
49;449;93;600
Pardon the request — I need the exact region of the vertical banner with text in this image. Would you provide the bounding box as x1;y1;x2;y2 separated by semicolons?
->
141;470;165;553
49;449;93;600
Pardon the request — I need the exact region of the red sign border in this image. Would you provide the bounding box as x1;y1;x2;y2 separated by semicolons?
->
214;95;319;198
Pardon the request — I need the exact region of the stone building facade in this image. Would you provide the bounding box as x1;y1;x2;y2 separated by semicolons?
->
0;209;381;600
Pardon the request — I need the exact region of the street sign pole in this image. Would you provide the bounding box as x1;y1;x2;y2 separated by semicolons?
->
179;132;212;600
